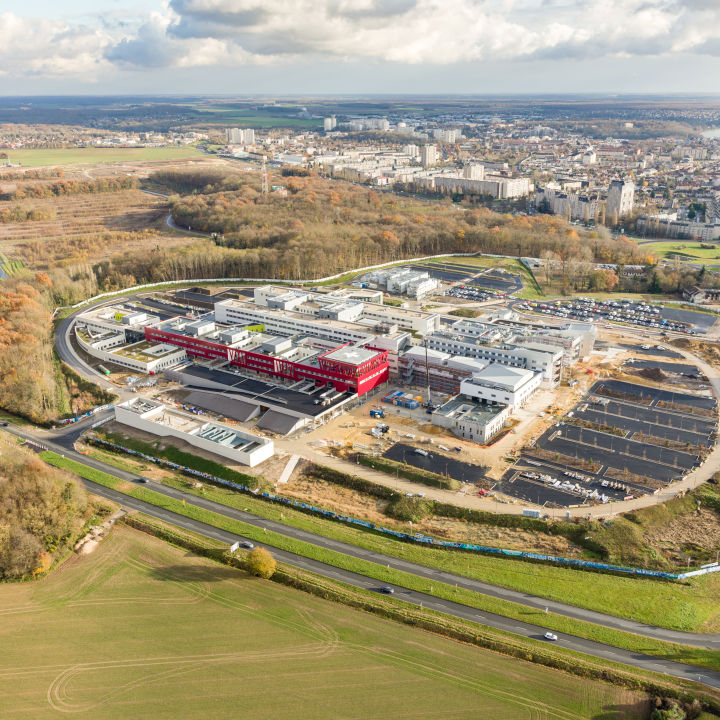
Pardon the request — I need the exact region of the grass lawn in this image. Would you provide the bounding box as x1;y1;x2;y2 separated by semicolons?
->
156;476;720;638
40;451;720;672
640;241;720;262
0;525;649;720
5;146;202;167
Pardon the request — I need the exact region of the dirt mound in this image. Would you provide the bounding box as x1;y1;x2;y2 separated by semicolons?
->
671;337;720;368
637;367;667;381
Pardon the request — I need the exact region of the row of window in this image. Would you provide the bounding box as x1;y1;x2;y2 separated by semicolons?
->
221;308;369;345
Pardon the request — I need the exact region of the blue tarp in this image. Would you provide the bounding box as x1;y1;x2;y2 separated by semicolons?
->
89;437;690;581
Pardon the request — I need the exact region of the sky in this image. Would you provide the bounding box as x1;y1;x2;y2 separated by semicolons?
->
1;0;720;95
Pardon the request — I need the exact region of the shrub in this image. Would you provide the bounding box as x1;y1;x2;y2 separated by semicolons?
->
386;496;432;523
246;547;276;579
651;699;686;719
305;463;396;499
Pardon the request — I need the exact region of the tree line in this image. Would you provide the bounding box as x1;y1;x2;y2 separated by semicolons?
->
0;168;64;181
3;176;136;200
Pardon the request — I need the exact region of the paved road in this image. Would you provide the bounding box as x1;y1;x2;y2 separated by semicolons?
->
56;312;117;392
8;422;720;653
165;212;212;237
40;455;720;690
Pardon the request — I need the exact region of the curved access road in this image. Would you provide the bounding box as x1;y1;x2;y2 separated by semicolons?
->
56;311;118;393
165;212;212;237
7;422;720;655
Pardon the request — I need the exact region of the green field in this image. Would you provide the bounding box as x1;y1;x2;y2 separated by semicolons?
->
84;439;720;635
0;526;648;719
40;451;720;672
642;240;720;262
193;106;318;128
4;146;202;167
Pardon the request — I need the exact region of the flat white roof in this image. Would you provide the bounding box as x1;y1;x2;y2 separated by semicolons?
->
324;346;378;365
469;363;535;391
403;346;450;362
447;356;487;373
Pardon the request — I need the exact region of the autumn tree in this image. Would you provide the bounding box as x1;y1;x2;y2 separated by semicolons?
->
245;547;276;579
589;268;619;292
0;445;88;579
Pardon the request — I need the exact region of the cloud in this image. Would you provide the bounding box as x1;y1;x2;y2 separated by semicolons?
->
102;0;720;68
3;0;720;79
0;12;111;77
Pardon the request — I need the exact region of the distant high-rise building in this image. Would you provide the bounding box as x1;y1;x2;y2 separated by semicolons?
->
606;179;635;219
403;144;419;158
323;116;337;132
370;118;389;131
420;144;438;167
581;149;596;165
433;128;458;143
225;128;255;145
463;164;484;180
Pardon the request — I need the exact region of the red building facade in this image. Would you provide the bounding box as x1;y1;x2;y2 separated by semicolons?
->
144;327;389;395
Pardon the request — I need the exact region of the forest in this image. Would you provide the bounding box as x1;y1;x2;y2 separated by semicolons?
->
0;441;88;579
21;168;711;304
0;275;114;423
158;170;653;282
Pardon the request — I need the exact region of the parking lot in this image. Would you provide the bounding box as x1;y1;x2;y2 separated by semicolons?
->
445;285;499;302
411;263;474;283
540;424;698;469
496;377;717;507
518;297;716;334
382;442;488;484
471;270;523;294
536;427;689;483
573;399;715;447
497;456;642;507
594;379;717;412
